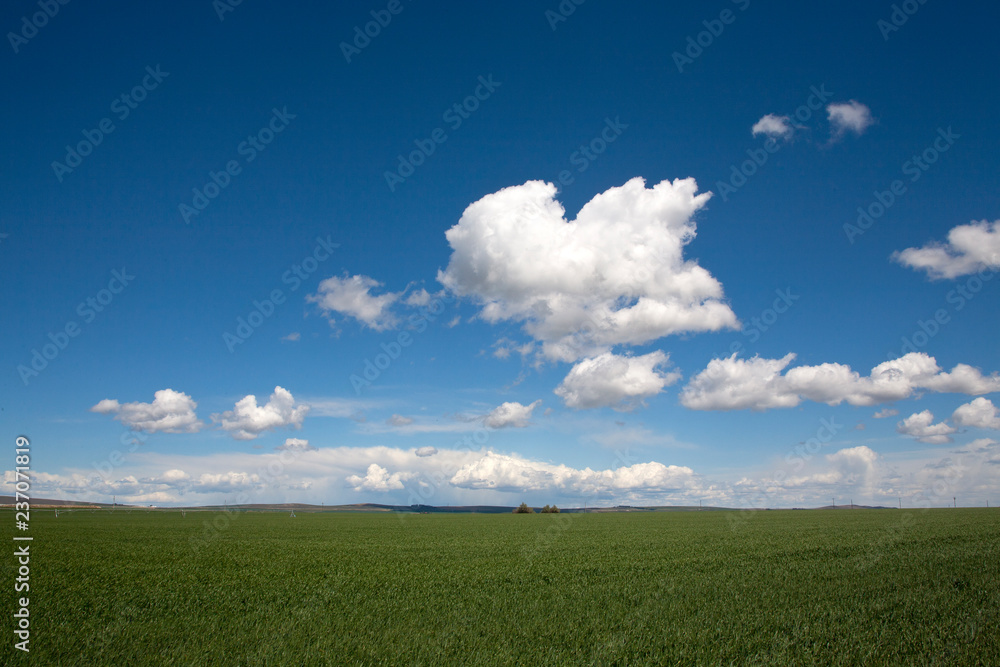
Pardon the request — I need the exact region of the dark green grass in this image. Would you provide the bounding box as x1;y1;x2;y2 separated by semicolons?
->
2;508;998;665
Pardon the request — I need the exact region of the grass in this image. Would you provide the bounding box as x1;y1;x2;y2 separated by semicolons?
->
2;508;998;665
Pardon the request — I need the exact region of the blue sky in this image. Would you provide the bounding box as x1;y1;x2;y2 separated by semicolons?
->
3;0;999;508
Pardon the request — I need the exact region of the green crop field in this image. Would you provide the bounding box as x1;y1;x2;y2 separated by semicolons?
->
2;508;998;665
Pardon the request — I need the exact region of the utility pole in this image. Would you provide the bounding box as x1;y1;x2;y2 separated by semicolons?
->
954;497;957;508
898;497;901;510
850;499;853;510
832;497;835;509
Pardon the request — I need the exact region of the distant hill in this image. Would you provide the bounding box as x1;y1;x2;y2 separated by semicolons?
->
0;497;899;512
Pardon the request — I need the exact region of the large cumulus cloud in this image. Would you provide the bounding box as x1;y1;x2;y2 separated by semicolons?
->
437;177;738;362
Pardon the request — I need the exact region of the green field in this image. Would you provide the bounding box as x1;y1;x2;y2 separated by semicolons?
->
2;508;998;665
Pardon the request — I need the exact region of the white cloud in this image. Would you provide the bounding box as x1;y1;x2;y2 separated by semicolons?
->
681;353;1000;411
90;389;203;433
952;397;1000;430
346;463;410;492
893;220;1000;279
274;438;316;452
307;274;400;331
483;400;542;429
281;332;301;342
827;100;874;138
190;471;265;493
437;178;738;362
303;397;375;420
897;410;957;444
920;363;1000;394
387;414;414;427
873;408;899;419
449;451;699;497
414;446;438;457
404;288;431;307
212;386;309;440
555;351;681;411
751;114;794;140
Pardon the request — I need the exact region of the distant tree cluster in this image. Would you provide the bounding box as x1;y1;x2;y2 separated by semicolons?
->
512;503;560;513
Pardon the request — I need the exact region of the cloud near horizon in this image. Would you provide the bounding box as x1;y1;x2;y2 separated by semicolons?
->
681;352;1000;411
896;410;957;445
211;386;309;440
90;389;204;434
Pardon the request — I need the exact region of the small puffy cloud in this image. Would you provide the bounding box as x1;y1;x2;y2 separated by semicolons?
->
281;332;301;342
274;438;316;452
893;220;1000;279
212;386;309;440
752;114;794;140
873;408;899;419
415;446;438;457
483;400;542;429
387;414;414;427
827;100;874;138
90;389;203;433
555;351;681;411
437;178;738;362
952;397;1000;430
141;469;190;485
307;274;400;331
404;288;432;307
346;463;410;492
896;410;957;444
681;352;1000;411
